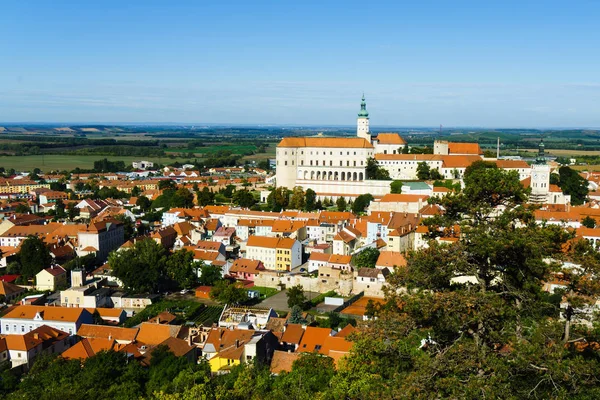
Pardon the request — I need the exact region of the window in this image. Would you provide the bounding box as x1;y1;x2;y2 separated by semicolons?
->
284;161;288;166
315;345;322;351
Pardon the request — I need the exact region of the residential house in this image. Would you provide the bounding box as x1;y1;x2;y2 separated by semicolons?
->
0;305;93;335
77;219;124;260
35;266;67;291
0;280;26;302
4;325;70;369
151;226;177;249
354;267;390;297
213;226;236;247
246;236;302;272
228;259;265;281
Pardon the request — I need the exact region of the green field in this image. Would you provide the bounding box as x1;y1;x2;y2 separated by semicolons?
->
0;155;195;172
168;144;259;155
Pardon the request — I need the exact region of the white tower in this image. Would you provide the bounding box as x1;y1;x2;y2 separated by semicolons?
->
530;140;550;203
357;95;370;142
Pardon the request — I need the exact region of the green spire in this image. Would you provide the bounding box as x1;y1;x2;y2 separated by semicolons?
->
358;94;369;118
535;139;546;164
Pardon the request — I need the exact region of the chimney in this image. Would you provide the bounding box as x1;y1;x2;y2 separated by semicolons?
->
156;317;160;324
33;333;39;340
235;339;240;348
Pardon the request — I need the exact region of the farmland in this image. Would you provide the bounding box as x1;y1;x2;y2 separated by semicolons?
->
0;154;194;172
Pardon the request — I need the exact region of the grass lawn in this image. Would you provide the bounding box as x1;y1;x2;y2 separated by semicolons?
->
167;144;258;155
251;286;279;299
0;154;194;172
123;298;204;328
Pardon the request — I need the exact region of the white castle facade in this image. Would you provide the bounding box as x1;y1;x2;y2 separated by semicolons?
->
275;96;407;197
274;96;569;205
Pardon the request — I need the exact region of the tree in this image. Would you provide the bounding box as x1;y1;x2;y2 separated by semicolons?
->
416;162;431;180
19;236;52;279
366;157;391;180
336;196;347;211
352;193;374;214
271;353;336;399
286;284;307;309
66;203;79;220
353;247;380;269
558;166;589;205
172;188;194;208
158;180;176;191
198;263;222;286
197;187;215;206
209;280;247;304
165;249;198;289
304;188;317;211
136;196;151;212
267;187;290;212
232;189;256;208
390;180;403;194
288;305;307;324
131;186;142;197
15;203;30;214
109;238;167;293
582;215;596;228
288;186;305;210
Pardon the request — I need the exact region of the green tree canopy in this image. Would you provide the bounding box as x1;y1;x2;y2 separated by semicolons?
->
19;236;52;279
108;238;167;293
557;166;589;205
209;280;247;304
351;193;374;214
286;284;307;309
390;180;403;194
336;196;347;211
353;247;380;269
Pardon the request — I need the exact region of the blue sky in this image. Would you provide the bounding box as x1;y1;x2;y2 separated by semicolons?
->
1;0;599;127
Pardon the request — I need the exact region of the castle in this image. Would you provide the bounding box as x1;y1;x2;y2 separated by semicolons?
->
275;96;406;197
275;96;569;205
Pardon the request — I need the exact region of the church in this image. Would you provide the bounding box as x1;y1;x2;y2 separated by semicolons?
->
275;96;406;197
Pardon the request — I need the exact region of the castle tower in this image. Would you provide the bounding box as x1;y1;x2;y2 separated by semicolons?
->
357;95;370;141
529;139;551;204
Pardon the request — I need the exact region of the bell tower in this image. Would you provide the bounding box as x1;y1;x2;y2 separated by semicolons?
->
530;139;551;203
357;94;370;142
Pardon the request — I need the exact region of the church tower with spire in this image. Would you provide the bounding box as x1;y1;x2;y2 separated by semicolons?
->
357;95;370;141
529;139;551;203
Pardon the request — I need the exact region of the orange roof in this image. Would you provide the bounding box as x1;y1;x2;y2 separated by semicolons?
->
4;325;68;352
298;326;333;353
378;194;429;203
281;324;305;344
278;137;373;149
135;322;181;345
340;297;385;317
62;337;115;360
335;324;358;338
374;153;443;161
2;305;91;323
270;350;301;374
375;133;406;145
309;252;330;262
0;281;25;296
158;336;195;357
277;237;297;250
77;324;138;342
448;142;483;155
441;155;482;168
328;254;352;265
495;159;530;169
230;259;264;274
376;251;407;268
